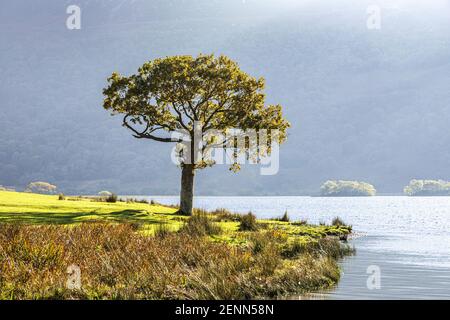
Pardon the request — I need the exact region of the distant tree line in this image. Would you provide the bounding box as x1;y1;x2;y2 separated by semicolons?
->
320;180;377;197
319;179;450;197
24;181;57;194
4;179;450;197
403;179;450;196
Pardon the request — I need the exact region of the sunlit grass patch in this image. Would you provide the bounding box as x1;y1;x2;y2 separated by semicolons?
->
0;191;354;300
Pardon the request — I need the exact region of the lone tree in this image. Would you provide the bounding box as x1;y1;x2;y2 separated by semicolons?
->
103;54;290;215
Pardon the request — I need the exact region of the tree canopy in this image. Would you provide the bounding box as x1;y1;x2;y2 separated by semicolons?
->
25;181;57;194
103;54;290;214
320;180;376;197
404;179;450;196
103;55;288;152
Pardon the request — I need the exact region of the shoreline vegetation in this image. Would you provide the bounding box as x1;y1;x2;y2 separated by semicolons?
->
0;190;353;300
320;180;376;197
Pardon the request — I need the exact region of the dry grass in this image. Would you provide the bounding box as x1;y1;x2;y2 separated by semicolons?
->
179;213;222;237
0;223;352;300
239;212;259;231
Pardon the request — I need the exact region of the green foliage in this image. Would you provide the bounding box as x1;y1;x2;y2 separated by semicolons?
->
98;191;112;197
105;193;118;203
292;219;308;226
239;212;259;231
210;208;242;222
331;217;345;226
320;180;376;197
126;198;149;204
25;182;57;195
103;54;290;170
404;179;450;196
279;211;290;222
281;239;307;258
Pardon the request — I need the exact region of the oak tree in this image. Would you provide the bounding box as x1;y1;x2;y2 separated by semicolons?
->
103;54;289;215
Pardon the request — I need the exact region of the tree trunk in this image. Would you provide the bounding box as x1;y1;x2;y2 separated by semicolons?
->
179;164;195;215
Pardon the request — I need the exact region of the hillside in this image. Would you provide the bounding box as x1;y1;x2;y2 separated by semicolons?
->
1;0;450;195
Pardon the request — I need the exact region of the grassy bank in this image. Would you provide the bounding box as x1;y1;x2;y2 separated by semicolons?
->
0;191;353;299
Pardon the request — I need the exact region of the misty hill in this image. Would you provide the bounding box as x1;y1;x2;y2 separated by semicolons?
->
1;0;450;195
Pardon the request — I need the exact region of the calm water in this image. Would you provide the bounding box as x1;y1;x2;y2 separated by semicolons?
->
130;196;450;299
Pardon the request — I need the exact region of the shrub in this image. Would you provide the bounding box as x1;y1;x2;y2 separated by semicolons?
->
239;212;258;231
279;211;290;222
25;182;57;194
320;180;376;197
126;198;149;204
180;213;222;237
331;217;345;226
313;238;355;259
281;239;306;258
58;193;65;201
404;179;450;196
292;219;308;226
106;193;118;203
98;191;112;197
154;224;171;238
0;185;15;192
210;208;241;222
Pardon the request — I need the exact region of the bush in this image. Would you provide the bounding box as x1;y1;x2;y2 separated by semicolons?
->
0;185;15;192
98;191;112;197
210;208;241;222
279;211;290;222
126;198;149;204
154;224;171;238
239;212;258;231
281;239;306;258
320;180;376;197
58;193;65;201
106;193;118;203
180;213;222;237
25;182;57;194
331;217;346;226
292;219;308;226
404;179;450;196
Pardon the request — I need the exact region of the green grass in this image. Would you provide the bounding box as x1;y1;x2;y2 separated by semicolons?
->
0;191;184;234
0;191;354;300
0;190;351;243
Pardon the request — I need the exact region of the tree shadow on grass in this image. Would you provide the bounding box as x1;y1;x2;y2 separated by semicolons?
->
0;210;178;225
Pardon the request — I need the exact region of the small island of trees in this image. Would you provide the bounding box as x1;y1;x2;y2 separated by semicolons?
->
404;179;450;196
320;180;377;197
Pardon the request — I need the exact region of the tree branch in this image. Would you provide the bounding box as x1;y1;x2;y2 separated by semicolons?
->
123;115;181;143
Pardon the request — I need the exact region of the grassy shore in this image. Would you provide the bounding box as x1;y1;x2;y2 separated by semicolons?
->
0;191;353;299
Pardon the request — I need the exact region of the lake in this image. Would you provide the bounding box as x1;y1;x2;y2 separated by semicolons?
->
129;195;450;299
